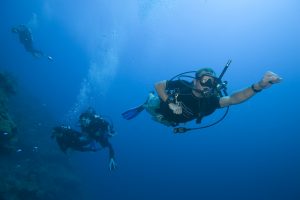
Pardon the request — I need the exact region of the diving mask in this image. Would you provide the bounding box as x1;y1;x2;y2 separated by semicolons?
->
197;75;218;97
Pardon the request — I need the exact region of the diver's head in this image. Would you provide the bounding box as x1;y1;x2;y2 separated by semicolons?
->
195;68;216;79
79;109;95;128
194;68;218;97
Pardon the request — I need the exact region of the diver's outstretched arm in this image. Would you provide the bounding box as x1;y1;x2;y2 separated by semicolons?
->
219;71;282;107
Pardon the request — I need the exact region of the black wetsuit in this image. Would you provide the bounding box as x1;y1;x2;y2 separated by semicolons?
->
156;80;220;125
81;117;115;159
13;25;43;57
53;126;94;153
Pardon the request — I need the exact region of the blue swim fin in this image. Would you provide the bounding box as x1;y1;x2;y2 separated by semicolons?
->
122;92;157;120
122;104;145;120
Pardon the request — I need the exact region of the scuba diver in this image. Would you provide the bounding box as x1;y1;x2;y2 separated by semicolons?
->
11;24;53;60
79;108;117;171
122;60;282;133
52;125;97;153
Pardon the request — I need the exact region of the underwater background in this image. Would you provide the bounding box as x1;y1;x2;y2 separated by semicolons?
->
1;0;300;199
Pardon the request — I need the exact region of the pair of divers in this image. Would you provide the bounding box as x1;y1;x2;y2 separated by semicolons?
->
122;60;282;133
52;108;117;170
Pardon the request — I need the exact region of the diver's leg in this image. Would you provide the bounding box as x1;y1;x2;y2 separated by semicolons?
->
143;92;160;116
144;93;176;127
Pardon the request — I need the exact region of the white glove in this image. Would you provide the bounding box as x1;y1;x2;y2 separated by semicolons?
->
109;158;117;171
168;103;182;115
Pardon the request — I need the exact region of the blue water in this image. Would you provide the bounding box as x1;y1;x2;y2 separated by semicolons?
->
1;0;300;199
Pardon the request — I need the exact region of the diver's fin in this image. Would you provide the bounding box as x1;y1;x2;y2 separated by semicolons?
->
122;91;156;120
121;104;145;120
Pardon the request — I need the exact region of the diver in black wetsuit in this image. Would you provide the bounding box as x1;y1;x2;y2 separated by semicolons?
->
79;108;117;171
122;66;282;133
52;125;97;153
11;24;52;60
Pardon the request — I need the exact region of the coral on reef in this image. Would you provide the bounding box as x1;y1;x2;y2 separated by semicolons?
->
0;72;16;96
0;72;17;153
0;154;82;200
0;76;83;200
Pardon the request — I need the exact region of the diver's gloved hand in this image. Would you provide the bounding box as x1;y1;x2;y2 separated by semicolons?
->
258;71;282;89
109;158;117;171
168;103;182;115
